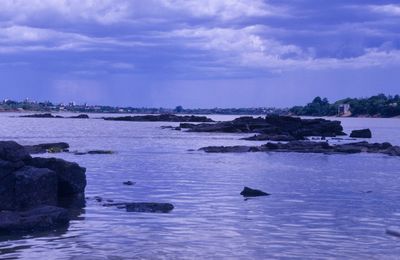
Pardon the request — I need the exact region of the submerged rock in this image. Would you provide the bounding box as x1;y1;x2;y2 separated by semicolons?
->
103;114;213;123
123;181;135;186
200;141;400;157
24;142;70;154
240;187;270;197
103;202;174;213
386;227;400;238
350;129;372;138
69;114;89;119
0;206;69;234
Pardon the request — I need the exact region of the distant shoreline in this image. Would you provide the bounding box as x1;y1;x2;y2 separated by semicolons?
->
2;110;400;119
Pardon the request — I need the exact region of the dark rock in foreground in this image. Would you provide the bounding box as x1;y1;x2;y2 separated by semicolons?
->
0;141;87;234
181;115;345;140
350;129;372;138
24;142;70;154
0;206;69;234
28;157;87;196
240;187;270;197
103;202;174;213
200;141;400;157
103;114;214;123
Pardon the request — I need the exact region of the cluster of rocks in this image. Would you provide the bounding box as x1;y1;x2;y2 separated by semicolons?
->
20;113;89;119
103;114;214;123
200;141;400;156
21;142;115;156
0;141;86;234
180;115;345;140
24;142;70;154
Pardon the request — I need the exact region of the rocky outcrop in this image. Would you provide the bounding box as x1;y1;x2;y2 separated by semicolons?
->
20;113;59;118
180;115;345;140
103;114;214;123
200;141;400;157
350;129;372;138
20;113;89;119
240;187;270;197
103;202;174;213
0;141;86;234
24;142;70;154
0;206;69;234
28;157;86;196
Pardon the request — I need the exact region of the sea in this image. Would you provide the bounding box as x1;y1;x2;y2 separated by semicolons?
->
0;113;399;259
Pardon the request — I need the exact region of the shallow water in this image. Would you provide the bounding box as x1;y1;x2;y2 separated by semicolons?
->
0;113;400;259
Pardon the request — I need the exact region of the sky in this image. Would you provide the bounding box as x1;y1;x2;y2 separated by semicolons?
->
0;0;399;108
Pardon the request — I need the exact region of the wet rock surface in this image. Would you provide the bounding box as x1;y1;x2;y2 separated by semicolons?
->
103;202;174;213
24;142;70;154
180;115;345;140
0;206;70;234
350;129;372;138
0;141;87;234
200;141;400;157
103;114;213;122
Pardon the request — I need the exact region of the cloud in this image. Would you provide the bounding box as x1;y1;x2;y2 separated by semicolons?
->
368;4;400;16
159;0;283;20
0;25;147;53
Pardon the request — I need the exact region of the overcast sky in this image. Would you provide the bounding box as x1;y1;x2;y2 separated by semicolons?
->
0;0;399;108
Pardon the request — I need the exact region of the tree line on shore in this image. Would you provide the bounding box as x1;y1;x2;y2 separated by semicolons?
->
290;94;400;117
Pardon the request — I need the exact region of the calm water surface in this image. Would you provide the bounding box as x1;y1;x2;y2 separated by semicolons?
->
0;113;399;259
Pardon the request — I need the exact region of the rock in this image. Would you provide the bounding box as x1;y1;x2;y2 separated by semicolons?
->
0;206;69;234
14;166;58;210
386;227;400;238
123;181;135;186
24;142;70;154
185;115;345;140
125;203;174;213
199;141;400;157
87;150;114;155
103;202;174;213
28;157;86;196
242;134;297;141
350;129;372;138
20;113;56;118
0;141;87;234
240;187;270;197
69;114;89;119
200;146;258;153
0;141;31;162
103;114;214;123
0;160;26;210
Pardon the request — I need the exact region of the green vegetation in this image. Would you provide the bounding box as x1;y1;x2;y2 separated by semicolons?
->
290;94;400;117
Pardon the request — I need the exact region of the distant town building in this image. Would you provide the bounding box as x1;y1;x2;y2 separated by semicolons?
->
338;104;351;116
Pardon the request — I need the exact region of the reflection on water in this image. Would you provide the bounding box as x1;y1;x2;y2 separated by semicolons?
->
0;113;400;259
